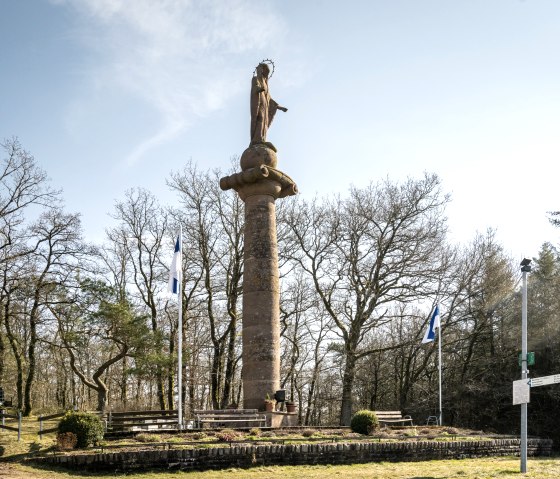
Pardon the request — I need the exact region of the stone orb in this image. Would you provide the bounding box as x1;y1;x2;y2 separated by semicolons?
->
240;144;277;171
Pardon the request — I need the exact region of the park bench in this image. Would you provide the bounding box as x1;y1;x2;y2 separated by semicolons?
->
375;410;414;426
105;409;179;433
194;409;266;429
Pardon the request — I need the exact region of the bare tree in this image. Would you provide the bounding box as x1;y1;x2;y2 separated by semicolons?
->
22;209;83;415
167;162;244;409
282;174;449;424
0;138;59;259
0;139;60;408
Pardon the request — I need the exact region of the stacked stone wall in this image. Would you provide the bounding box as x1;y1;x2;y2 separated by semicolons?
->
37;438;553;472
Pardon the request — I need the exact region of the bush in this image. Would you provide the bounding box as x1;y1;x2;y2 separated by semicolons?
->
350;410;379;435
136;433;161;443
215;428;240;442
249;427;261;437
58;411;104;448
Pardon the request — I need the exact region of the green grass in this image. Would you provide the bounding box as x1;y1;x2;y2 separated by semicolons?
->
4;457;560;479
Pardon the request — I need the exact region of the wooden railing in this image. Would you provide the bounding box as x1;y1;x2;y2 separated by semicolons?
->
0;409;22;441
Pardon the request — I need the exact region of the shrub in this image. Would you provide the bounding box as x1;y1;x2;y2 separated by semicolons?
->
249;427;261;437
136;433;161;443
350;410;379;435
58;411;104;448
56;432;78;450
302;429;317;437
215;428;240;442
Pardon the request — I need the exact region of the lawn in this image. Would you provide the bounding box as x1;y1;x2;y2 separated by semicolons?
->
2;457;560;479
0;419;554;479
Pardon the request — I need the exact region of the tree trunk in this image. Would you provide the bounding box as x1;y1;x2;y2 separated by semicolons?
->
221;318;237;408
0;331;4;384
340;352;358;425
96;385;108;412
167;331;175;410
210;344;222;409
23;315;37;416
2;299;24;409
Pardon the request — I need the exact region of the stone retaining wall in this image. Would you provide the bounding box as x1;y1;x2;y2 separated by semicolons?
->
37;438;553;472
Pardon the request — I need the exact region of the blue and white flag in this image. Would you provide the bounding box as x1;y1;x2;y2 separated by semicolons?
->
422;305;441;344
168;235;182;294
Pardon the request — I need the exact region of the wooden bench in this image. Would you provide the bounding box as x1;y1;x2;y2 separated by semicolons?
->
375;410;413;426
105;410;179;433
194;409;266;429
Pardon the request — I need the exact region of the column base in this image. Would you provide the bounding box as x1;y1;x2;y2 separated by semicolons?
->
264;411;299;428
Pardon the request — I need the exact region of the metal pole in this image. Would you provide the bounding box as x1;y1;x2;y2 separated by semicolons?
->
177;226;183;431
438;326;443;426
520;263;529;473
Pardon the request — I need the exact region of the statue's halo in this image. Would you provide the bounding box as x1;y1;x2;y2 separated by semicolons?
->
254;59;275;78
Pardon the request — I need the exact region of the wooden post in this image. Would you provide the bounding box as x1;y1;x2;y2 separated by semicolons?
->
18;411;22;442
39;414;43;440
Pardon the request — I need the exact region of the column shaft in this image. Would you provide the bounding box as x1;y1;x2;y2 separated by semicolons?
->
242;193;280;410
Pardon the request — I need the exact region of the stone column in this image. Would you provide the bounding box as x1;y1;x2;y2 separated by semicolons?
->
220;146;297;410
242;184;280;409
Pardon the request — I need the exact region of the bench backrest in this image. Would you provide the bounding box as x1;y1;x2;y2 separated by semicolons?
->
193;409;259;415
375;411;406;419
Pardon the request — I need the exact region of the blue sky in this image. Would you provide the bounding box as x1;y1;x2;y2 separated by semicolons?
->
2;0;559;261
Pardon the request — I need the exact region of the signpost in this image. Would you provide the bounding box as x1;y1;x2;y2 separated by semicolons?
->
529;374;560;388
513;372;560;474
512;374;560;404
519;258;531;473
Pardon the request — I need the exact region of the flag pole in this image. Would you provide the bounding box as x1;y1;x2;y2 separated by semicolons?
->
422;305;442;425
438;321;442;426
177;225;183;430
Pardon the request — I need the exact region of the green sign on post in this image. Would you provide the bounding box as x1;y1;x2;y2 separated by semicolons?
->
518;352;535;367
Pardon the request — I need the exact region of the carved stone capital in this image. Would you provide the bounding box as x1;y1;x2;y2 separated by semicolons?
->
219;166;297;201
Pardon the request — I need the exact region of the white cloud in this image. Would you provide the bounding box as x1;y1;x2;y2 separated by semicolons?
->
53;0;285;165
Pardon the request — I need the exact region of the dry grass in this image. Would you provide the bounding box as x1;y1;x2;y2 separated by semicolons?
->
3;457;560;479
0;419;554;479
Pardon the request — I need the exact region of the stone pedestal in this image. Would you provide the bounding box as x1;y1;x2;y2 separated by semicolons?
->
264;411;299;428
220;145;297;411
